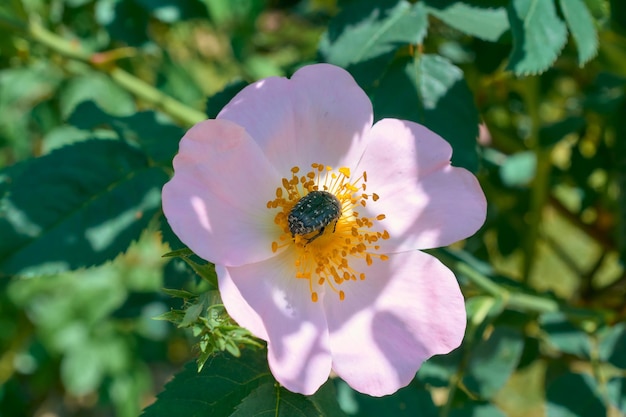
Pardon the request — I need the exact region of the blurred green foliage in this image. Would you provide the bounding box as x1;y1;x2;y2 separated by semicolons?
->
1;0;626;416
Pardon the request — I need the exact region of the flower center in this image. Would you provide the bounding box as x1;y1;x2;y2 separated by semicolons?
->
267;163;389;302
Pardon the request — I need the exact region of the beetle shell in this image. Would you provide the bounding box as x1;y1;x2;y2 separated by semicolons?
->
288;190;342;240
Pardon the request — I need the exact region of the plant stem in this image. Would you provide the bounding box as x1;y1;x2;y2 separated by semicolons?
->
25;20;206;126
520;76;551;283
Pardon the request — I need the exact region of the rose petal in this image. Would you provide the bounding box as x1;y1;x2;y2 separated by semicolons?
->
356;119;486;251
219;249;332;395
324;250;466;396
162;119;283;266
218;64;373;175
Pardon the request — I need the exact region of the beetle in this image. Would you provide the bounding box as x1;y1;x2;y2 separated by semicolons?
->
288;190;342;243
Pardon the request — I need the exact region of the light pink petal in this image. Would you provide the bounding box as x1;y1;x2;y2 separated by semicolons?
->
217;64;373;175
356;119;486;251
324;250;466;396
219;249;332;395
162;119;283;266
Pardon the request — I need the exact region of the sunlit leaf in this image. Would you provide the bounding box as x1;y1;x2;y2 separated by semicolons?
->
0;140;167;277
462;326;525;399
559;0;599;66
424;0;509;41
607;377;626;414
506;0;568;75
372;54;480;172
319;0;428;88
141;350;345;417
540;312;592;358
500;151;536;187
68;101;184;166
59;72;136;119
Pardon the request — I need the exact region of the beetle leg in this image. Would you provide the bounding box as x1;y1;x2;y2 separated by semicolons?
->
305;226;326;244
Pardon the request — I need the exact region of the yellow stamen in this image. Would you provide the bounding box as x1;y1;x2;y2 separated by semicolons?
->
268;164;389;302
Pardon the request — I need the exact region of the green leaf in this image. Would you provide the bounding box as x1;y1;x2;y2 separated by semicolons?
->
0;0;27;24
559;0;599;65
607;377;626;414
231;382;344;417
415;348;462;387
449;400;507;417
598;322;626;369
96;0;150;46
424;0;509;41
583;72;626;114
201;0;264;27
142;350;270;416
500;151;537;187
319;0;428;88
335;379;437;417
539;312;592;358
0;140;168;277
206;80;248;119
539;116;586;147
180;299;205;327
610;0;626;33
59;72;136;119
161;288;197;299
462;326;525;399
506;0;568;75
68;101;184;166
546;373;605;417
0;64;63;159
134;0;207;23
141;350;345;417
372;54;480;172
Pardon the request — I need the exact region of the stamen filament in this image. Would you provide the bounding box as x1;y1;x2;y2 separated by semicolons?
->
268;163;389;302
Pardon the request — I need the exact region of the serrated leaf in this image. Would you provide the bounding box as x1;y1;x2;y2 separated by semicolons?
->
161;288;197;299
319;0;428;88
372;54;480;172
506;0;568;75
0;140;168;277
141;350;346;417
424;0;509;41
231;382;327;417
142;350;271;417
180;300;205;327
546;373;605;417
68;101;184;166
152;310;185;322
559;0;599;65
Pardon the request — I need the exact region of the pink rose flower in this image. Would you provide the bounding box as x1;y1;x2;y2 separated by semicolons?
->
162;64;486;396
